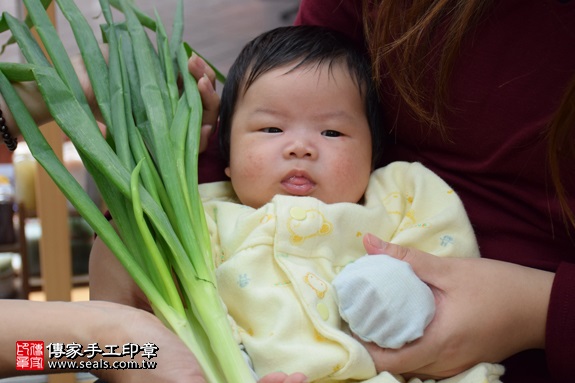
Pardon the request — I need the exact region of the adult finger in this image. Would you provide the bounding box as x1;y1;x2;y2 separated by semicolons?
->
361;340;436;378
188;52;216;87
197;73;220;129
188;53;220;129
284;372;308;383
362;233;446;280
259;372;307;383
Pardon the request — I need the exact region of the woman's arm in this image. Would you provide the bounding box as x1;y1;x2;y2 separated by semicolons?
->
88;235;150;310
0;300;205;383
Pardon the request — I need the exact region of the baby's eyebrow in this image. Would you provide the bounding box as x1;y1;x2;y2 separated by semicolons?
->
249;106;355;126
251;107;283;117
314;110;353;121
250;108;355;123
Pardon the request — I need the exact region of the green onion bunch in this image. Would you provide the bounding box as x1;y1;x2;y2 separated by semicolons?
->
0;1;252;382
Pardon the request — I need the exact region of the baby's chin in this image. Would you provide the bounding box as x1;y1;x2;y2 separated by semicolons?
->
244;192;365;209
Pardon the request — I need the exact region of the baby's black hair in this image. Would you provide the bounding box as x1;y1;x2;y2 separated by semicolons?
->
219;25;383;166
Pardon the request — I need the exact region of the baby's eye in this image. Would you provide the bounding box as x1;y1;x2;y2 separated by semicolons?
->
261;127;283;133
321;130;342;137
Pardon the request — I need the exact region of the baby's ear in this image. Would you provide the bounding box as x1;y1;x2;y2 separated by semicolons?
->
224;166;231;178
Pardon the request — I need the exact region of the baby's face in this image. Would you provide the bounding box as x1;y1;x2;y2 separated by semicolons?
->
225;63;372;209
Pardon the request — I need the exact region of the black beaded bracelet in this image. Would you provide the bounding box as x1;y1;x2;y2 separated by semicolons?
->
0;107;18;151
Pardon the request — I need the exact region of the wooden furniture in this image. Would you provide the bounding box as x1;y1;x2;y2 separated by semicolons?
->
28;3;76;382
34;123;73;302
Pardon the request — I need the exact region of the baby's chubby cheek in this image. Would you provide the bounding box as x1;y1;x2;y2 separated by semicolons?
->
235;152;267;179
228;151;274;208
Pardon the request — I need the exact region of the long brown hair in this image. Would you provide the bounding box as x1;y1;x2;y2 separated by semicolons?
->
362;0;575;231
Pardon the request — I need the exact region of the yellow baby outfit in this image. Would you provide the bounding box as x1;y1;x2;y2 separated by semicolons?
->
199;162;504;383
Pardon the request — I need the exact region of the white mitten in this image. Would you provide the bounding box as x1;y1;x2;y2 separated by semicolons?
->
332;254;435;349
240;344;259;380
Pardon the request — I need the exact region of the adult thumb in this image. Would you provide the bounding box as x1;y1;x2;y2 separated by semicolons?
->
362;233;442;281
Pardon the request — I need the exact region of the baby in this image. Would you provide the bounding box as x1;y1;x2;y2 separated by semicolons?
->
90;25;503;383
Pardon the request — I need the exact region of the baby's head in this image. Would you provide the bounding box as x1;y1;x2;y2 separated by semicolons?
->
219;26;383;208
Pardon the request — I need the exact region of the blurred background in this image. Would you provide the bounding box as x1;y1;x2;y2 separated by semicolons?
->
1;0;299;87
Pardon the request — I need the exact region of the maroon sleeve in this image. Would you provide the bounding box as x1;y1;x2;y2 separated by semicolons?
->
198;126;227;184
295;0;365;47
546;261;575;380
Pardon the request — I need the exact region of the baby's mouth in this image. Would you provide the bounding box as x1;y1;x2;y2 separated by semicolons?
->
281;172;316;196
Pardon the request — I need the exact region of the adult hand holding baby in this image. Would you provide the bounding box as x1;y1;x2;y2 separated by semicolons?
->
333;253;435;350
360;233;554;380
